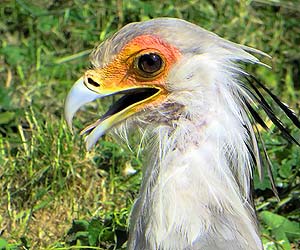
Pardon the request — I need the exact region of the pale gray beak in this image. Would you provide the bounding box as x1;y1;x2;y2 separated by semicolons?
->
64;77;105;132
64;76;162;150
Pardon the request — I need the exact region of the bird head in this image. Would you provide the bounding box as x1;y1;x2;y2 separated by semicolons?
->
65;18;264;150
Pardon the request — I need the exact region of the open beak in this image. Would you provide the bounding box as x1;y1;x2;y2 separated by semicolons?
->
64;75;162;150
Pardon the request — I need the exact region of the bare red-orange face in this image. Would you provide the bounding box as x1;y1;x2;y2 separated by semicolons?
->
85;34;181;93
65;34;181;149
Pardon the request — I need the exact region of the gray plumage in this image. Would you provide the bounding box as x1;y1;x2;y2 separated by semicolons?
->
65;18;300;250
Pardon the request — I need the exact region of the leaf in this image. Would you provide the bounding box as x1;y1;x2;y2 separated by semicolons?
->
69;219;89;233
0;238;8;248
0;111;15;125
74;231;89;240
278;161;292;179
88;218;102;246
254;174;270;191
37;16;56;33
260;211;300;250
1;46;26;66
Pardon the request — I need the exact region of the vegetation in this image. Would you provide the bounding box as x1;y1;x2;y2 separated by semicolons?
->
0;0;299;249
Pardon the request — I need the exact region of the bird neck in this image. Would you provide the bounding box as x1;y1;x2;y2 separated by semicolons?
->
127;92;262;250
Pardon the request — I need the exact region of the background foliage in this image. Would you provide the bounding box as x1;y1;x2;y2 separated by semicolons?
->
0;0;299;249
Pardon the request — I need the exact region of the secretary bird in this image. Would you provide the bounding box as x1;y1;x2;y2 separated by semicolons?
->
64;18;300;250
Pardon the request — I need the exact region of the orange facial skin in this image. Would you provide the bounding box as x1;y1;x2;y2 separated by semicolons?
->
84;35;181;107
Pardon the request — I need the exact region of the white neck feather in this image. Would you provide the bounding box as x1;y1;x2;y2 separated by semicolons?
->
125;54;263;250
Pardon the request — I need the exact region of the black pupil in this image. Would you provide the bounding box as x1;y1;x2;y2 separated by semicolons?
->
138;53;162;74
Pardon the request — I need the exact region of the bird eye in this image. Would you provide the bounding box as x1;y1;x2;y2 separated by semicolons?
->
136;53;163;77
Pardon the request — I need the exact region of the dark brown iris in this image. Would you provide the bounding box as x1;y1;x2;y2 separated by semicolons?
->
137;53;163;75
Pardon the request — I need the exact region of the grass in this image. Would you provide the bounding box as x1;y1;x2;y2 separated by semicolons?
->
0;0;299;249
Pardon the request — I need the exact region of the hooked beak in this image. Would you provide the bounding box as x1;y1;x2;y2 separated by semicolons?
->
64;77;103;130
64;74;162;150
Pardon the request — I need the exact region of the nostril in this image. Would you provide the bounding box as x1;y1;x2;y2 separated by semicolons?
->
87;77;100;87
